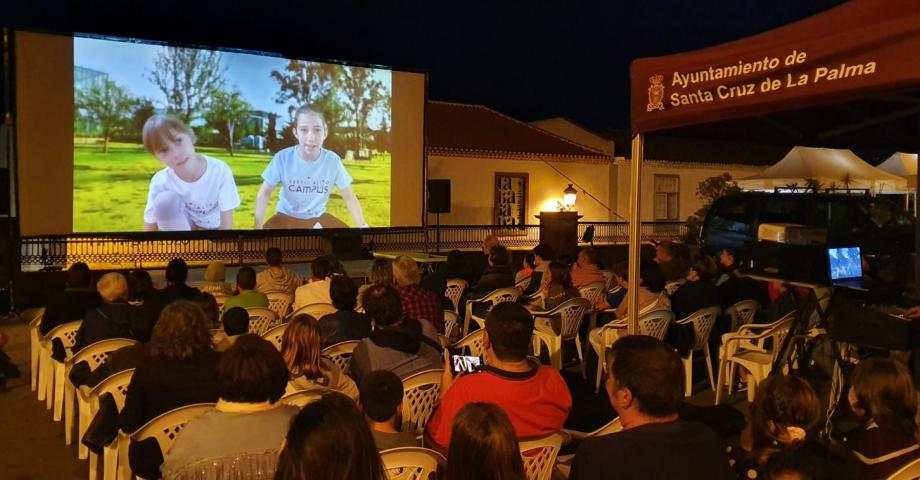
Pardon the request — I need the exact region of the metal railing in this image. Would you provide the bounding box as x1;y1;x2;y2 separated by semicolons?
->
18;222;687;270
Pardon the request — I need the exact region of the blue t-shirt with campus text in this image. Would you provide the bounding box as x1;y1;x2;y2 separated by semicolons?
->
261;147;352;219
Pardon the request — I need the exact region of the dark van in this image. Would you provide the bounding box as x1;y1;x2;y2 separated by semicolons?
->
701;193;915;259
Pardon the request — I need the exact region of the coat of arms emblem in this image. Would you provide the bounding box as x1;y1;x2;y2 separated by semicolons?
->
647;75;665;112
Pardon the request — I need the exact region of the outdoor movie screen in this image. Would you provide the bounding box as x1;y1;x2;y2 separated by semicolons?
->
73;35;394;232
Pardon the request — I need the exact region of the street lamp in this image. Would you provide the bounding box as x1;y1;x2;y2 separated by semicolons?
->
563;184;577;210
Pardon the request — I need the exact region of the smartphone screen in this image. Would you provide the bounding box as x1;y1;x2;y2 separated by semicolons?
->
451;355;481;374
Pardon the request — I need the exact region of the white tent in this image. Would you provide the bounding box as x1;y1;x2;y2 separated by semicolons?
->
737;146;908;193
877;152;917;190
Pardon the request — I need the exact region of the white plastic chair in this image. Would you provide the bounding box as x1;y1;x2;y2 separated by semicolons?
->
599;270;615;291
578;283;606;310
380;447;445;480
128;403;216;479
675;306;720;396
27;306;47;393
288;302;337;322
451;329;485;357
443;310;460;342
888;457;920;480
714;312;794;404
514;276;532;292
401;369;443;438
79;368;134;480
463;287;520;336
280;388;325;408
445;278;468;314
556;417;623;477
592;309;674;392
726;299;760;332
321;340;361;373
212;294;229;316
245;307;278;335
664;280;686;296
66;338;138;452
519;431;564;480
261;323;288;351
532;298;592;376
40;320;82;418
265;291;294;319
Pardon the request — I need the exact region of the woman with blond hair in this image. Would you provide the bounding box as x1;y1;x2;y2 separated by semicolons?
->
281;314;358;400
73;272;136;352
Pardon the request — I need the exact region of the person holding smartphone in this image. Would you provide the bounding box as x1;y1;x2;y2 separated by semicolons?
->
424;302;572;454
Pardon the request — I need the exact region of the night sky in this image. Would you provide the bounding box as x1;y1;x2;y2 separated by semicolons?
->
7;0;848;129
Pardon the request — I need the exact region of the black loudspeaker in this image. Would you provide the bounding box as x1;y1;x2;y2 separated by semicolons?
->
427;179;451;214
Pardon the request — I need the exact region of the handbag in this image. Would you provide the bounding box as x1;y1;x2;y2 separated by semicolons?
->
81;392;118;455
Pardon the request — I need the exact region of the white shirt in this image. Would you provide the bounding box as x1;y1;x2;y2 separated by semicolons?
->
261;147;352;219
144;155;241;229
293;278;332;310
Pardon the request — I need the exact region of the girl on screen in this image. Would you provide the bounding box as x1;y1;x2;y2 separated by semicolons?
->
254;104;368;229
141;115;240;231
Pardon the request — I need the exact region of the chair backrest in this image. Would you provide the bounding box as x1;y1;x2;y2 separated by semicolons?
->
452;329;485;356
380;447;445;480
45;320;83;356
577;283;606;309
131;403;216;453
261;323;288;351
289;303;338;321
443;310;460;340
68;338;137;371
519;431;564;480
195;282;229;295
599;270;615;290
514;276;532;292
445;278;468;313
321;340;361;372
401;369;443;437
727;299;760;331
677;307;721;351
280;388;325;408
888;457;920;480
89;367;135;410
637;309;674;341
586;417;623;437
245;307;278;335
664;280;686;296
545;297;592;338
485;287;521;307
265;291;294;319
213;294;229;315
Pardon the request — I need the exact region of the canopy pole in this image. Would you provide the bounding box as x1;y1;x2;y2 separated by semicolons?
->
627;134;644;335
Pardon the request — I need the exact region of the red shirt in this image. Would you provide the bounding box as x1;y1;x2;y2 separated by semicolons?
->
426;362;572;448
399;285;445;332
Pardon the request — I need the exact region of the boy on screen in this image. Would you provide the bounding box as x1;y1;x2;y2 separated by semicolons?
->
254;104;368;229
141;115;241;231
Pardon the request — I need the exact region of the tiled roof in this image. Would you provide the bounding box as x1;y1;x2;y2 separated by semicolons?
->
427;101;611;163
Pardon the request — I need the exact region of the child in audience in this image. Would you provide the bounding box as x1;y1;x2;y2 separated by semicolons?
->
275;393;386;480
359;370;417;450
515;253;536;285
764;440;857;480
446;402;526;480
281;314;359;399
254;104;367;229
732;375;821;479
845;357;920;479
223;266;269;310
141;114;240;231
213;307;249;352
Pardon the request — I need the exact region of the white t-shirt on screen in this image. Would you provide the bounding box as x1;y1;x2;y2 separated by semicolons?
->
261;147;352;219
143;155;241;229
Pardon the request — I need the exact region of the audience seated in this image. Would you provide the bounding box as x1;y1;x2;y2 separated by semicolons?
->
127;269;154;305
654;240;690;282
319;275;371;348
223;266;269;311
359;370;417;450
733;374;821;480
275;393;386;480
137;258;200;337
515;253;536;285
199;261;233;295
844;357;920;479
471;245;515;294
282;314;359;400
522;243;555;296
394;255;445;333
190;292;221;328
357;258;395;311
426;303;571;451
534;260;582;311
571;335;732;480
293;256;333;310
348;284;441;385
588;261;670;353
446;402;526;480
119;300;220;479
444;249;478;287
40;262;101;336
715;247;740;287
669;255;720;320
571;247;606;289
255;247;303;296
764;440;857;480
161;335;298;478
72;272;135;352
213;307;249;352
470;234;501;285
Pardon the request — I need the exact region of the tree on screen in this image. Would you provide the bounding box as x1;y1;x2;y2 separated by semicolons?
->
150;47;226;125
271;61;348;149
205;89;252;156
340;67;388;156
75;80;136;153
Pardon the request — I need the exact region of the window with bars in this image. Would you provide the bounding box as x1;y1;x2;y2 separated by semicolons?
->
654;175;680;220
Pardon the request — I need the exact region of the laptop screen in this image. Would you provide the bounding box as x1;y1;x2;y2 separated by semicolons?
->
828;246;862;281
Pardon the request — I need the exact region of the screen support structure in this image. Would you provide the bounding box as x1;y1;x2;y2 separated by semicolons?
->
626;134;644;335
